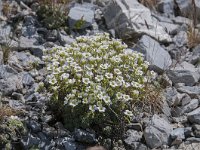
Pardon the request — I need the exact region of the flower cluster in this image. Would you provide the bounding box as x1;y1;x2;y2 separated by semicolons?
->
43;33;156;119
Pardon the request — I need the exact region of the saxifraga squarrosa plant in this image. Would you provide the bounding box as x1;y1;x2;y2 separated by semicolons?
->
43;33;157;136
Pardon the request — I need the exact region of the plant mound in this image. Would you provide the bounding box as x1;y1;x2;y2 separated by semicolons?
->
43;33;157;131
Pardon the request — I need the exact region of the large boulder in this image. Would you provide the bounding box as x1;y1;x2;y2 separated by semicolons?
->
135;35;172;73
167;61;199;86
144;115;173;148
188;107;200;124
68;3;96;29
104;0;172;43
175;0;200;22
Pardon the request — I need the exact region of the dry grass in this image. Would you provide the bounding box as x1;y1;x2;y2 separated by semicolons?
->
187;25;200;48
139;0;160;10
133;83;163;114
186;0;200;48
0;105;18;121
0;45;11;64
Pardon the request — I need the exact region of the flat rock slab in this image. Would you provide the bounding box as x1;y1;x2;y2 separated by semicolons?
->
104;0;172;43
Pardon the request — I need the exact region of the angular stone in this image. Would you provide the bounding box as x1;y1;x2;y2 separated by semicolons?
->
135;35;172;73
68;3;95;29
167;61;199;86
144;115;173;148
157;0;175;14
178;86;200;98
170;128;185;140
27;120;42;133
179;143;200;150
17;36;44;58
74;129;96;144
124;130;143;144
104;0;172;43
188;107;200;124
173;31;188;47
22;73;34;86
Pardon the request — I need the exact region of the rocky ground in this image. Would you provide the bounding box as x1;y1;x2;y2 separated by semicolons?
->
0;0;200;149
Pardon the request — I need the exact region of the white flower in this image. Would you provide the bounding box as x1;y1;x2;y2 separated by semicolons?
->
64;97;69;105
60;73;69;80
68;78;76;84
114;69;122;75
74;66;82;72
123;94;132;102
100;63;109;69
97;93;104;100
97;106;106;113
49;78;57;85
89;105;96;112
82;78;90;85
66;57;74;63
86;71;93;77
124;82;131;88
103;96;111;104
124;110;133;117
105;73;113;79
150;70;157;79
116;92;123;99
95;75;103;82
82;98;88;104
110;81;118;88
133;90;139;96
10;115;19;120
69;100;78;107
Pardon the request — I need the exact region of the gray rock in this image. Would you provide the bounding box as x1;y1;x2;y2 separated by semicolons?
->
181;94;192;106
190;45;200;65
182;99;199;113
46;30;58;42
22;73;34;86
158;21;180;35
193;124;200;138
124;141;147;150
179;143;200;150
135;35;172;73
9;100;25;109
170;128;185;140
164;87;184;107
23;15;37;26
74;129;96;144
68;3;95;29
124;130;143;144
178;86;200;98
157;0;175;14
144;115;173;148
170;128;185;145
0;65;18;79
12;92;25;103
21;133;40;149
175;0;200;22
27;120;42;133
58;31;75;46
167;61;199;86
0;74;23;95
104;0;171;43
172;16;192;26
186;137;200;143
0;22;12;44
22;25;37;37
63;137;77;150
188;107;200;124
173;31;188;47
17;36;44;58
